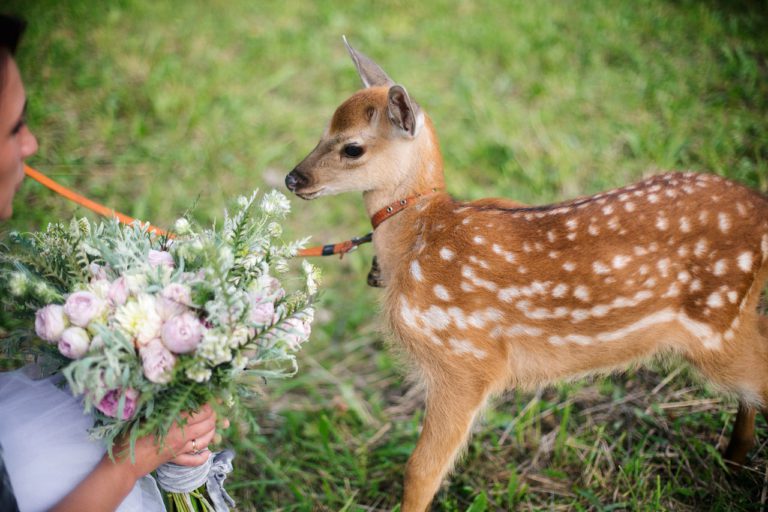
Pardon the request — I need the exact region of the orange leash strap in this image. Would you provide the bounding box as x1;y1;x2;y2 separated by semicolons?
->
23;164;168;236
22;164;369;257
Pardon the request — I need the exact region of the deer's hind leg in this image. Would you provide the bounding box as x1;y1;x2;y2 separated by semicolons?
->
714;315;768;465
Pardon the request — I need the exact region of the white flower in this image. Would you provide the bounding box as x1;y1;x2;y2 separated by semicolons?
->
259;190;290;216
64;291;106;327
35;304;68;342
8;272;28;296
124;274;147;296
88;279;111;300
114;294;163;346
197;330;233;365
174;217;192;235
186;364;212;383
302;260;321;295
267;222;282;237
228;326;251;348
58;327;90;359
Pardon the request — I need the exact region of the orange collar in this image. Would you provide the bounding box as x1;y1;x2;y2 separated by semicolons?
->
370;189;441;230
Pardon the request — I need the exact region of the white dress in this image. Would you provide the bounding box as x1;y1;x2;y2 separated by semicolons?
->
0;367;165;512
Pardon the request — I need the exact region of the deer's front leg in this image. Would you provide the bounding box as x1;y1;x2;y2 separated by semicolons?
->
402;383;489;512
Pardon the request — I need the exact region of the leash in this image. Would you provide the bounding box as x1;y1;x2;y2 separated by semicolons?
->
21;164;436;258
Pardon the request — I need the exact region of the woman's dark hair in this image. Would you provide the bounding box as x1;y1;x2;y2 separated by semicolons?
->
0;15;26;93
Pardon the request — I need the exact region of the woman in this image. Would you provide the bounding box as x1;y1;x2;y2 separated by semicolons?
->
0;15;225;511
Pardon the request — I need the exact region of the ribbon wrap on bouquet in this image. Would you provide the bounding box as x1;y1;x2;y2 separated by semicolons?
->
155;450;236;512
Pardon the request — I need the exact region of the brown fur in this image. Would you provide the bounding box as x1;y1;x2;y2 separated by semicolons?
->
288;75;768;512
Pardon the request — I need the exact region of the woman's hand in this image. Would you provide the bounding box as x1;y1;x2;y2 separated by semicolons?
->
115;403;227;481
52;405;229;512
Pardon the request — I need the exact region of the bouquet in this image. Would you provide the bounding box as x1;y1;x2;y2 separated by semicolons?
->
0;190;320;510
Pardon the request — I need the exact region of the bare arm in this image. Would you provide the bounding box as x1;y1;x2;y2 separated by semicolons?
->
51;404;222;512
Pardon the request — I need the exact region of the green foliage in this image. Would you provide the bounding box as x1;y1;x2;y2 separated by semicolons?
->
3;0;767;510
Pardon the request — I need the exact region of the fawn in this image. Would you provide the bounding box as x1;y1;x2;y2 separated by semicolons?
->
285;39;768;511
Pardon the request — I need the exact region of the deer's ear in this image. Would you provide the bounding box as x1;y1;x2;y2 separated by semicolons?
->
387;85;422;137
343;36;394;88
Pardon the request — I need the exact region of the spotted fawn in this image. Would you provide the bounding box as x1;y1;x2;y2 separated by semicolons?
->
285;39;768;511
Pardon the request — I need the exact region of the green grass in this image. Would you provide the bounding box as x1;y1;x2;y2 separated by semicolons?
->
3;0;768;510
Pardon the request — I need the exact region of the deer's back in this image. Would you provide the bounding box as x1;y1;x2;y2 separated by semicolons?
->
387;172;768;363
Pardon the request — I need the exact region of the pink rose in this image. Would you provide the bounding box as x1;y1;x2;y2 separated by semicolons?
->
64;291;105;327
254;275;285;302
89;262;108;281
249;299;275;327
108;276;129;306
161;312;204;354
58;327;91;359
281;317;312;350
148;249;175;268
35;304;68;342
96;388;139;419
140;339;176;384
156;283;192;320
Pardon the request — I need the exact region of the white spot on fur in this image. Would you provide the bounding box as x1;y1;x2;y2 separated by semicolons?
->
593;261;611;275
434;285;451;301
677;270;691;283
602;205;614;215
563;261;576;272
694;239;708;258
566;218;578;230
607;217;620;231
448;338;487;359
713;259;727;276
440;247;454;261
727;290;738;303
706;292;723;308
552;283;569;298
612;255;631;269
656;258;671;278
574;285;590;302
737;252;753;272
718;212;731;233
679;217;691;233
410;260;423;282
648;194;659;204
473;235;486;245
690;279;702;292
588;224;600;236
656;216;669;231
423;305;450;331
624;202;636;212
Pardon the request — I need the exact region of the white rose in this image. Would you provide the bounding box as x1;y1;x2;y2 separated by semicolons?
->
114;294;163;347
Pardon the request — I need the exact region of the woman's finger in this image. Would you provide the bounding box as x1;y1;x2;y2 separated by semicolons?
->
181;404;215;424
183;427;216;455
170;450;212;467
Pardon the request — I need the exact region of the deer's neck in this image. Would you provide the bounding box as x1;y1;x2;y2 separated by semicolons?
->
362;116;444;219
364;117;445;283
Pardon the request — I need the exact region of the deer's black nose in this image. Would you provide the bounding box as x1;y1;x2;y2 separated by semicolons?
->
285;169;307;192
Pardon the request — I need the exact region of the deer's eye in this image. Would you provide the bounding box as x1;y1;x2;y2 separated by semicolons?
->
342;144;365;158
